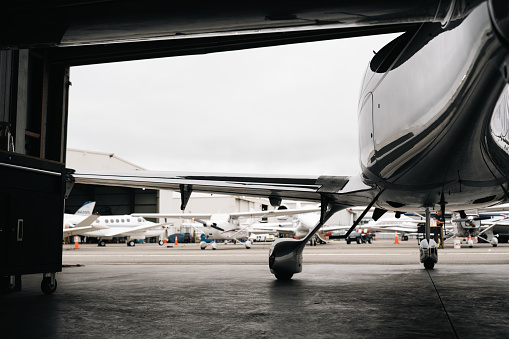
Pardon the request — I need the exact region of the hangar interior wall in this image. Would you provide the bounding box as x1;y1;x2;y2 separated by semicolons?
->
66;184;157;215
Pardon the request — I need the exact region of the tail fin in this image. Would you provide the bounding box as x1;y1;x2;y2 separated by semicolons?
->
75;201;96;216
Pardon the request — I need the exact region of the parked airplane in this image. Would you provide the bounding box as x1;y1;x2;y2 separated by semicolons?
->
82;215;169;247
63;202;170;246
73;2;509;278
452;210;509;247
63;202;104;236
133;207;320;250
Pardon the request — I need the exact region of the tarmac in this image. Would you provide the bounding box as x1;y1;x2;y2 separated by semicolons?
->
2;239;509;338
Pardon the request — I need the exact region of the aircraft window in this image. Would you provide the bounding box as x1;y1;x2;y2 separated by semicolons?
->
121;219;125;223
138;218;142;222
104;219;108;223
127;219;130;222
110;219;114;223
116;219;119;223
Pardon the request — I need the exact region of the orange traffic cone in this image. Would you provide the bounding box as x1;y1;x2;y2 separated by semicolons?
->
175;236;178;245
74;236;79;249
394;232;399;244
164;239;167;244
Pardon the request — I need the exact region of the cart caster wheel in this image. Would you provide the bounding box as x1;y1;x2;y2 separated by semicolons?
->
41;277;57;294
2;275;21;293
2;277;15;293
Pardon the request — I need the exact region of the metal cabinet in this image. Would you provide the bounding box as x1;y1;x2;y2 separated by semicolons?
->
0;151;65;294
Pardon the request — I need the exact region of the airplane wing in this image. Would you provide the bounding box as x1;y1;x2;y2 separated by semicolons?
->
250;222;295;234
366;225;418;233
132;213;213;220
74;214;100;228
320;224;418;233
230;208;320;219
252;227;299;236
73;170;377;211
63;224;108;236
63;214;105;236
321;225;352;232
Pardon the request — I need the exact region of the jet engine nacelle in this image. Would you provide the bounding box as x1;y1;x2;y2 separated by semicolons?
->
269;238;306;280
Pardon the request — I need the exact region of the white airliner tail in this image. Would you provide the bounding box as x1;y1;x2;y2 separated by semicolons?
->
75;201;96;216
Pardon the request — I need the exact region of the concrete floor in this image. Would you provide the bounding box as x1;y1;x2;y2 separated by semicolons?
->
2;241;509;338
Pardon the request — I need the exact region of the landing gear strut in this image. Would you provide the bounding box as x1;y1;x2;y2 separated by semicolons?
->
420;208;438;269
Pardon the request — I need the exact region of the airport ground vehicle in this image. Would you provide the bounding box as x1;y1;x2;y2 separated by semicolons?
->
168;233;194;243
345;231;373;244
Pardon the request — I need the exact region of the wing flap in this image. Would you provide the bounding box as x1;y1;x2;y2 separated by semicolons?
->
230;208;320;219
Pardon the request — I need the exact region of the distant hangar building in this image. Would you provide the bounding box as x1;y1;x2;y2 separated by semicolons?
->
66;148;162;216
65;149;276;223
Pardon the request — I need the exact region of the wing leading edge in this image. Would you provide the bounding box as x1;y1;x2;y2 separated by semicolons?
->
72;170;377;208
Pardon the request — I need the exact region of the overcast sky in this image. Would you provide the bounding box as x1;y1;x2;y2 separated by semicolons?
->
68;33;399;177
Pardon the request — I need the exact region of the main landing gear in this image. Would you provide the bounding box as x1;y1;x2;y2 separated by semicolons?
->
420;208;438;269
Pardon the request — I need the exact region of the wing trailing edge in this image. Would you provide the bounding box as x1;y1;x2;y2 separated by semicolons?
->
72;170;377;208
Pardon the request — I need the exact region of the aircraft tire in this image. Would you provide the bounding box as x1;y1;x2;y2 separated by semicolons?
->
356;238;361;244
423;260;435;270
275;273;293;281
158;240;164;246
98;240;106;247
41;277;57;295
346;239;351;244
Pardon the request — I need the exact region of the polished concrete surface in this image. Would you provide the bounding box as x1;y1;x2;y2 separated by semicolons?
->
2;240;509;338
